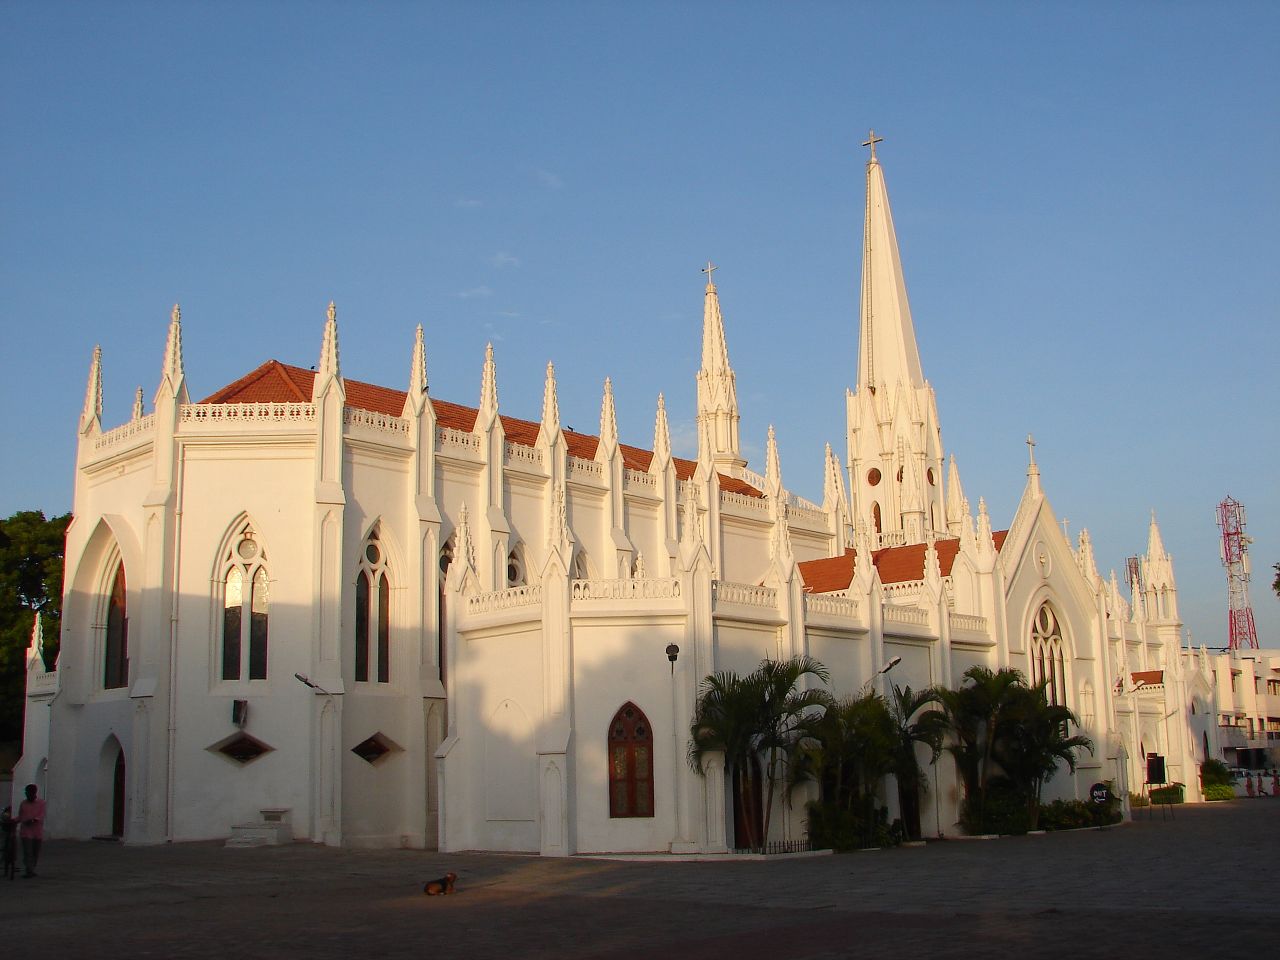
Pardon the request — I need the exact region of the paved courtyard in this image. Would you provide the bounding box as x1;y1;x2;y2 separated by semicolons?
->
3;800;1277;958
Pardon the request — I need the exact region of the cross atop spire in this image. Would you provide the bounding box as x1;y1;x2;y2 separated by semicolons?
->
701;261;718;289
1026;433;1037;464
862;128;884;162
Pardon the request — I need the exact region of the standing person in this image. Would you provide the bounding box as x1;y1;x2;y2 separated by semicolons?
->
17;784;46;878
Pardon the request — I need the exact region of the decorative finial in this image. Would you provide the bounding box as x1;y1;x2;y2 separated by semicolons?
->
133;386;145;421
701;261;719;288
327;301;336;324
862;129;884;161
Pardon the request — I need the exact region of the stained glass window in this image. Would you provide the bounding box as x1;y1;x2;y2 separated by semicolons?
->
608;702;655;818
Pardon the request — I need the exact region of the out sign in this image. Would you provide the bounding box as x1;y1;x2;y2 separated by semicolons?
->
1090;782;1110;805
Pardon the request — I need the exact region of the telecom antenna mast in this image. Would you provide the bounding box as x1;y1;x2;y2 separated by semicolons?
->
1217;496;1259;650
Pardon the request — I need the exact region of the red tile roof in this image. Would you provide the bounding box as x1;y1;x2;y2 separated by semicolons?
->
798;530;1012;593
1131;670;1164;688
202;361;712;491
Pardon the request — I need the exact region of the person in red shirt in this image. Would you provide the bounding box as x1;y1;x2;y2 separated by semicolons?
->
17;784;46;879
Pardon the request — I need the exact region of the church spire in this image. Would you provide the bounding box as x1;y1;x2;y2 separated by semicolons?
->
1025;433;1042;497
652;393;671;465
598;377;618;454
540;362;559;435
857;132;925;393
945;455;966;535
157;303;187;401
80;345;103;435
696;262;745;472
1146;510;1168;560
318;301;340;380
478;342;498;423
408;324;428;396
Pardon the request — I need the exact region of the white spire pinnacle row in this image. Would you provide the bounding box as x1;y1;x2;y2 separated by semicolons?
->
479;342;498;415
696;265;744;471
132;386;145;421
598;377;618;452
541;362;559;434
924;536;942;582
27;611;44;669
318;302;341;379
858;146;925;392
652;393;671;465
409;324;428;395
765;425;782;494
81;345;103;434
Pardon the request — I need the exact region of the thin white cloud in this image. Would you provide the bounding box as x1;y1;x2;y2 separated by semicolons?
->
491;252;521;268
536;169;564;190
454;197;483;208
457;285;493;299
494;310;521;318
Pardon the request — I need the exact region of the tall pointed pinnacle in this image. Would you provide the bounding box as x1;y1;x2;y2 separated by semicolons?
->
1077;528;1099;582
132;387;145;421
1025;433;1042;496
455;503;477;572
822;442;850;515
696;262;744;472
1146;509;1168;560
409;324;428;396
478;342;499;421
764;425;782;496
857;130;925;393
945;455;966;531
598;377;618;454
161;303;185;387
27;611;44;670
80;345;103;435
318;301;341;380
977;496;993;546
652;393;671;465
540;362;560;435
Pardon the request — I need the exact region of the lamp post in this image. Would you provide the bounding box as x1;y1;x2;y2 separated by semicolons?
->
295;673;339;844
666;644;683;846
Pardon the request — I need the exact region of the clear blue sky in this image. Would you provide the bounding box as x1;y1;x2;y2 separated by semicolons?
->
2;1;1276;647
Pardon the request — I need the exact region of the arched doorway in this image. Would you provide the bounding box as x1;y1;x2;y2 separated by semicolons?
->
112;749;126;837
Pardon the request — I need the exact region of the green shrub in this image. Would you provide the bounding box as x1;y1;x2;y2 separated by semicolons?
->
961;778;1031;835
806;799;897;850
1039;787;1122;830
1203;783;1235;801
1149;782;1185;804
1200;759;1232;787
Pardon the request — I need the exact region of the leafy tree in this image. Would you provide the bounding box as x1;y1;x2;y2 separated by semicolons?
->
0;511;71;742
1273;561;1279;599
689;655;829;852
887;683;947;840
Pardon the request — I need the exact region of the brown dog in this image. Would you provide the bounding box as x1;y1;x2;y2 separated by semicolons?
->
423;872;457;896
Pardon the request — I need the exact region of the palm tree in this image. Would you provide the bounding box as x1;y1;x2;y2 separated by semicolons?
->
996;682;1093;829
887;683;947;840
938;666;1025;829
689;655;829;852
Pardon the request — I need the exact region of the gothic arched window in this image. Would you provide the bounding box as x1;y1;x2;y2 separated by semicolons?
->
221;524;269;681
608;702;654;818
103;562;128;689
1029;603;1066;706
355;530;392;684
506;545;526;587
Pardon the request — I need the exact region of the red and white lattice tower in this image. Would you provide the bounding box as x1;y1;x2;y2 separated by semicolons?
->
1217;496;1259;650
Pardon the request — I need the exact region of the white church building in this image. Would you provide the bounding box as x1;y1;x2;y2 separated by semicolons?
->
15;146;1215;852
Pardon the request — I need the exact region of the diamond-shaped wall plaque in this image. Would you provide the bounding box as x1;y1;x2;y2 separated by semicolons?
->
351;731;400;765
209;731;274;765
